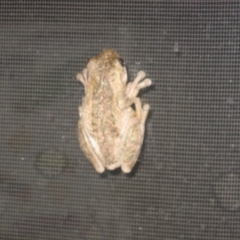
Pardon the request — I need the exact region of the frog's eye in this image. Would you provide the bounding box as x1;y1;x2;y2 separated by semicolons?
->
86;58;90;65
118;58;126;67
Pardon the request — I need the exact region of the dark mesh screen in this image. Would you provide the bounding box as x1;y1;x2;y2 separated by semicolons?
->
1;1;240;239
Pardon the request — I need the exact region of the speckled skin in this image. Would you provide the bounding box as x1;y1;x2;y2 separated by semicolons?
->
77;49;152;173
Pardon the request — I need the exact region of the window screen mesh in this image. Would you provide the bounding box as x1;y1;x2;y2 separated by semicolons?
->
0;1;240;239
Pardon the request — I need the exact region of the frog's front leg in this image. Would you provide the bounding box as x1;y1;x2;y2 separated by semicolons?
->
76;68;88;93
78;119;105;173
120;98;150;173
125;71;152;100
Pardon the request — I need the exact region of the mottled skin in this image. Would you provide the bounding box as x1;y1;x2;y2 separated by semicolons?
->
77;49;152;173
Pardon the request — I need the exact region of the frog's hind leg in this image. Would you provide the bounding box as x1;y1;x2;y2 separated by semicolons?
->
78;121;105;173
121;98;150;173
135;97;150;130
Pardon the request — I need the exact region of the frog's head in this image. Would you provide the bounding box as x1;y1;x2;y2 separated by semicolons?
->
87;49;128;87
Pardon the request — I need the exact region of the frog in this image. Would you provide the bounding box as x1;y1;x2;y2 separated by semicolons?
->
76;49;152;173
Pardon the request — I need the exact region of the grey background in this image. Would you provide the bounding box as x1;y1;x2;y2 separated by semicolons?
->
0;1;240;239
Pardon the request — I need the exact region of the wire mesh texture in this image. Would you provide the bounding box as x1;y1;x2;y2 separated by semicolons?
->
0;1;240;239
